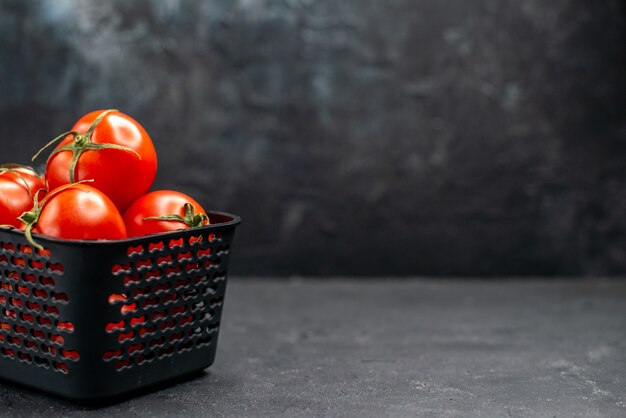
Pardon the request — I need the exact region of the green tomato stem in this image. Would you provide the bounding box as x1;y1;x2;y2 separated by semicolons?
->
144;203;210;228
32;109;141;183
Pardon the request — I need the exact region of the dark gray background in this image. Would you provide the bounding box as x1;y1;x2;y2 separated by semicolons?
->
1;0;625;277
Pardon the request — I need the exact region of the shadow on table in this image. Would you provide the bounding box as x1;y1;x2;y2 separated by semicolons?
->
0;369;209;410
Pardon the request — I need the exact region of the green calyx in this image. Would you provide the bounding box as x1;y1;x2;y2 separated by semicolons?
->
32;109;141;183
17;189;44;250
17;180;94;250
144;203;210;228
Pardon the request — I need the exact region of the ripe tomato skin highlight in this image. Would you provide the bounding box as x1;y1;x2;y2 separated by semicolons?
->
33;184;127;240
0;166;46;229
123;190;208;237
45;110;157;213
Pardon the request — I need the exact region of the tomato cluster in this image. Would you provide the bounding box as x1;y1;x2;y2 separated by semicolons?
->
1;110;209;248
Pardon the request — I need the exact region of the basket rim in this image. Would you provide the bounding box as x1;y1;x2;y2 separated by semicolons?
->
0;210;241;248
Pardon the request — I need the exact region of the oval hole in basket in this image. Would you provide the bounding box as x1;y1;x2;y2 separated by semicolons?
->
197;247;211;258
11;257;25;267
49;334;64;345
27;301;40;312
44;305;60;316
22;273;37;284
112;263;131;275
16;285;29;296
0;296;5;305
0;255;7;265
47;262;64;273
0;322;10;331
182;288;198;300
10;298;23;308
8;336;21;346
148;242;164;252
117;330;134;343
174;278;190;289
170;305;186;316
28;260;44;270
145;269;160;281
34;356;49;368
41;344;56;355
127;245;143;257
156;255;172;265
130;315;146;327
31;329;45;340
6;271;18;281
2;242;14;252
135;353;152;365
135;259;152;270
160;320;176;332
103;349;123;360
40;276;55;287
14;325;28;335
139;325;156;337
191;300;205;312
157;346;174;358
18;245;32;255
4;308;17;319
38;316;52;327
1;283;12;292
108;293;127;304
163;293;178;304
188;235;203;245
37;248;51;258
177;340;194;352
185;263;200;273
151;310;167;322
165;265;181;277
177;251;192;262
120;303;137;315
168;331;184;343
18;352;32;362
61;349;80;361
53;361;69;374
149;336;165;348
124;273;141;286
57;321;75;333
33;288;48;299
19;313;34;324
51;292;69;304
1;348;15;358
192;275;208;285
25;340;38;350
179;315;194;326
142;298;158;309
132;286;150;298
168;238;184;249
153;282;170;294
115;359;132;370
127;343;143;355
105;320;125;333
188;327;202;337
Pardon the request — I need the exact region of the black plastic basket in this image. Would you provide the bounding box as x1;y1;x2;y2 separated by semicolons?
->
0;211;240;401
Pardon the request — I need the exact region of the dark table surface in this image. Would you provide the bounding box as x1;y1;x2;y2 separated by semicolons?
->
0;278;625;417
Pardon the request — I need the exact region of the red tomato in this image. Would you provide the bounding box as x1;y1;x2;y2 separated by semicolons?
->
0;165;46;229
123;190;209;237
21;183;127;242
41;110;157;212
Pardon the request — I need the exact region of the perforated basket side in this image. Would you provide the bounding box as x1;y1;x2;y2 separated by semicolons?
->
0;239;77;374
103;228;231;372
0;211;239;401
